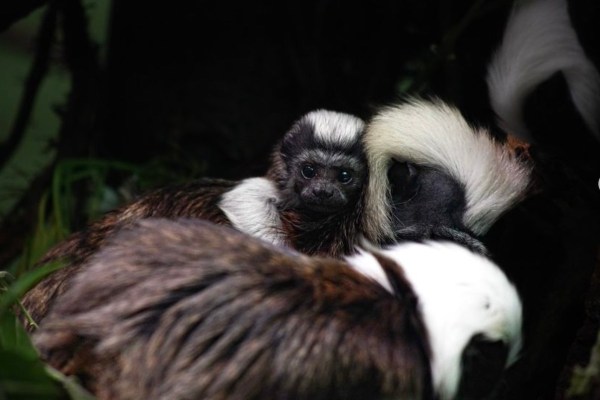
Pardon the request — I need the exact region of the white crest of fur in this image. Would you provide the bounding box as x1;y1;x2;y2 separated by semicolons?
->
363;99;531;239
305;110;366;148
487;0;600;141
218;178;285;246
349;241;522;400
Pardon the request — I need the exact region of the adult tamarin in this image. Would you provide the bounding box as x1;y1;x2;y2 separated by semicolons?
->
21;110;368;326
34;218;522;400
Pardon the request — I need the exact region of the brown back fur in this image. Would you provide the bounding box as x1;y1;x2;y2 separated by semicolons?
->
34;218;433;400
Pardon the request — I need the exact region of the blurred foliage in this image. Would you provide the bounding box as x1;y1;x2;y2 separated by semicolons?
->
1;269;94;399
6;153;208;276
8;158;141;276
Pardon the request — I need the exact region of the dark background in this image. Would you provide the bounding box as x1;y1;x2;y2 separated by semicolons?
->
1;0;600;399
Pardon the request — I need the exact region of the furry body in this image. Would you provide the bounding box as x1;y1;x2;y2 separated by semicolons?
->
34;218;522;400
22;178;236;325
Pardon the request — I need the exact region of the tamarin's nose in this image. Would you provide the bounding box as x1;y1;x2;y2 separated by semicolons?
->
313;186;334;199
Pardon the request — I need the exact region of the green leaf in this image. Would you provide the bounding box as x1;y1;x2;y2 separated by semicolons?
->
0;308;37;358
0;351;64;400
0;313;65;400
0;300;95;399
46;367;96;400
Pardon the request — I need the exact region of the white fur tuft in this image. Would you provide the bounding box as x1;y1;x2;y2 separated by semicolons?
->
345;250;395;294
350;241;523;400
305;110;366;148
218;178;285;246
363;99;532;239
487;0;600;141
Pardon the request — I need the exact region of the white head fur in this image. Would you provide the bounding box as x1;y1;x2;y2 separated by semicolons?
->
304;109;366;148
363;98;532;240
347;241;522;400
486;0;600;141
218;177;285;246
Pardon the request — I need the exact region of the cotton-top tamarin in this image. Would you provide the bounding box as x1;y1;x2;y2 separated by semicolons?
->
34;218;523;400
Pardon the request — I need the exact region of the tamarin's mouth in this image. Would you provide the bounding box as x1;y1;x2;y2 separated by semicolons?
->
301;199;347;214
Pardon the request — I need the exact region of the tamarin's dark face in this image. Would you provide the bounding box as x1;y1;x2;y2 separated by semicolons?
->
290;148;365;213
387;160;468;231
279;110;366;214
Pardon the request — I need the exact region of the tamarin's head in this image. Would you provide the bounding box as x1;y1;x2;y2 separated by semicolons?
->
270;110;367;214
363;98;533;242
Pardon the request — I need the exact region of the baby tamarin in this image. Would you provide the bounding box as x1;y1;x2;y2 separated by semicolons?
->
262;109;367;255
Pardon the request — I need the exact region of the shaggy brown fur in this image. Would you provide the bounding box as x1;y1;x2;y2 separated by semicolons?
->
21;178;235;326
34;218;433;400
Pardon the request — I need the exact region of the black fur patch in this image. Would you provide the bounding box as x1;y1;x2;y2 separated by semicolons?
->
388;161;468;233
455;334;510;400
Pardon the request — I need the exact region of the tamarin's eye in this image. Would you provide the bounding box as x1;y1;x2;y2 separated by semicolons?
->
338;170;353;184
301;164;316;179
